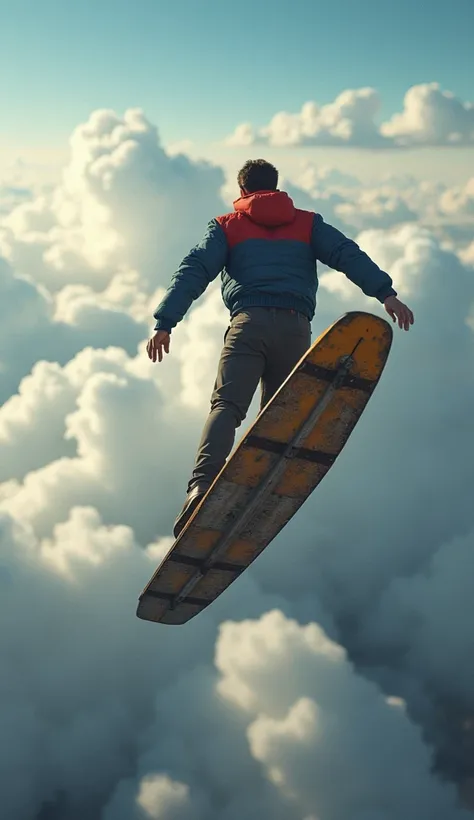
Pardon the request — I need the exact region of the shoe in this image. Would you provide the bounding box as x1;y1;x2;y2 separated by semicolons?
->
173;485;209;539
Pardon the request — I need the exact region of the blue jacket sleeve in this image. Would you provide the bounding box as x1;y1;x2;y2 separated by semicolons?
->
153;219;228;332
311;214;397;303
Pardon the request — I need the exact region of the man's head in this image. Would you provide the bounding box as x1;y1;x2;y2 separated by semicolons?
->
237;159;279;195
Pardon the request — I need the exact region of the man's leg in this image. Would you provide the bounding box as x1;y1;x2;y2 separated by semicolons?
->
260;309;311;410
174;309;269;536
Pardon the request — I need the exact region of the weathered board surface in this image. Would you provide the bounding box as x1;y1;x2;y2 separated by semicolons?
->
137;311;393;625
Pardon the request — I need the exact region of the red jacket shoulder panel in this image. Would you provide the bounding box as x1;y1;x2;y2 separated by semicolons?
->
216;209;314;249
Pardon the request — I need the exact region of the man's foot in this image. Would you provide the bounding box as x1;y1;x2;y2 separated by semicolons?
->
173;485;209;539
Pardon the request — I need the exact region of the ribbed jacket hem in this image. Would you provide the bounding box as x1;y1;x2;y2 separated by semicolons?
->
229;293;313;319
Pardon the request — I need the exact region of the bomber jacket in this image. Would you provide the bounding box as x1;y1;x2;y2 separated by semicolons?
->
153;190;396;333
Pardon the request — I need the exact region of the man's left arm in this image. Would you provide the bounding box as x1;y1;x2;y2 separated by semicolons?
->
311;214;414;330
311;213;396;302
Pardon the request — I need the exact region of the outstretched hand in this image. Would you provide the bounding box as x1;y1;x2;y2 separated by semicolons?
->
384;296;414;331
147;330;170;362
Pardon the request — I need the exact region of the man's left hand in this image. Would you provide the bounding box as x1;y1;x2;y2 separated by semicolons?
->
384;296;414;331
147;330;170;362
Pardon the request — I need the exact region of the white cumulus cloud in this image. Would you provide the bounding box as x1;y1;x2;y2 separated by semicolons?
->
1;107;225;294
381;82;474;146
227;88;386;148
439;177;474;217
216;610;471;820
334;189;417;231
0;255;146;404
225;83;474;148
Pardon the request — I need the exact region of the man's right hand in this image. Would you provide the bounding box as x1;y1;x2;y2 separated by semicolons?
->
147;330;170;363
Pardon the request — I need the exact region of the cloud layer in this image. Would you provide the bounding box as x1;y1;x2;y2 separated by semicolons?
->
226;83;474;148
1;107;474;818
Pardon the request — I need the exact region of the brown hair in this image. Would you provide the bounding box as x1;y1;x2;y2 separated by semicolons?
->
237;159;278;193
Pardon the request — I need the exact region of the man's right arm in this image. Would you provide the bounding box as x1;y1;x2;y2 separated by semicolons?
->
153;219;228;333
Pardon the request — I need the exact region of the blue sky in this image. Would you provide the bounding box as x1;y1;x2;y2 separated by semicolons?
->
2;0;474;148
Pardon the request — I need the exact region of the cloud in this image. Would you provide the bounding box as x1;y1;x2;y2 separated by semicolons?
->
118;774;200;820
216;610;471;820
439;177;474;217
460;240;474;267
0;183;32;216
0;506;226;820
281;181;346;231
0;106;228;401
0;255;146;404
334;189;417;231
0;498;299;820
247;223;474;804
225;83;474;148
360;527;474;707
283;167;457;237
1;105;474;819
0;359;77;482
0;285;229;544
381;83;474;146
227;88;386;148
102;655;298;820
293;163;362;192
1;107;225;293
286;166;455;234
225;123;258;147
0;352;180;543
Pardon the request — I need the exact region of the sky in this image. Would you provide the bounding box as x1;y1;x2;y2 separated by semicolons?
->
1;3;474;819
2;0;474;175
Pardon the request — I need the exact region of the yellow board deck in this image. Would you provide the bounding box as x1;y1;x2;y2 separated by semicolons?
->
137;311;393;625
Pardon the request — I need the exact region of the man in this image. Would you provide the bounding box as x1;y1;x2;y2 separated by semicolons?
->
148;159;414;537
